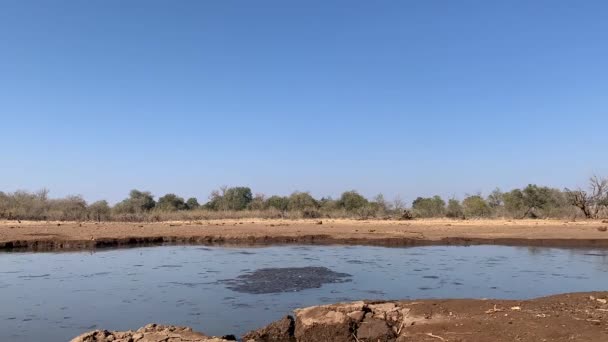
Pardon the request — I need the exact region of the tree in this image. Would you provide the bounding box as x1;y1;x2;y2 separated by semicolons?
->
204;186;253;211
463;195;491;218
446;198;464;218
412;195;446;217
266;195;289;212
288;191;318;211
89;200;111;222
373;194;389;213
114;190;155;214
49;195;88;221
566;176;608;218
157;194;187;211
339;191;369;211
247;193;267;210
185;197;200;210
503;184;558;218
487;188;504;208
392;196;405;211
223;187;253;210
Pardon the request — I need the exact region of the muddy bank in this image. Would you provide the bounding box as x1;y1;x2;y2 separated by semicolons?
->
1;219;608;251
73;292;608;342
2;234;608;252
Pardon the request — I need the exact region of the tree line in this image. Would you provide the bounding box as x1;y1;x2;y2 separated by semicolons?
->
1;176;607;222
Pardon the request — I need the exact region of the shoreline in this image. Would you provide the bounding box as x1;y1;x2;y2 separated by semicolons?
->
72;291;608;342
2;218;608;251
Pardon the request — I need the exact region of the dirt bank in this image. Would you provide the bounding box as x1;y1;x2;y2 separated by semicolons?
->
72;292;608;342
1;219;608;251
70;324;233;342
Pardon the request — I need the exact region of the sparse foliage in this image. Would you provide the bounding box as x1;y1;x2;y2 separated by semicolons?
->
89;200;111;222
566;176;608;218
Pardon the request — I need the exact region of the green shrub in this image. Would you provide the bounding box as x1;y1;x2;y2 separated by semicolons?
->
114;190;156;214
446;198;464;218
185;197;200;210
157;193;187;211
266;195;289;212
339;190;369;211
463;195;492;218
288;191;318;211
412;195;446;218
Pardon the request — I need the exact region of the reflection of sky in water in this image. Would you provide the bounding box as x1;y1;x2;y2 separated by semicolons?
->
0;245;607;341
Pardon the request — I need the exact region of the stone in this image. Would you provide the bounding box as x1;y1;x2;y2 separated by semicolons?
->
295;305;356;342
70;324;231;342
242;315;295;342
347;310;366;322
356;317;396;342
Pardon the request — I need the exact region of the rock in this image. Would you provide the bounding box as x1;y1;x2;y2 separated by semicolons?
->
356;317;396;342
368;302;398;320
295;303;360;342
347;310;366;322
243;315;295;342
70;324;231;342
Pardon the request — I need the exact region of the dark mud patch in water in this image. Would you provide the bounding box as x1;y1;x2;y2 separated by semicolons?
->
221;266;352;294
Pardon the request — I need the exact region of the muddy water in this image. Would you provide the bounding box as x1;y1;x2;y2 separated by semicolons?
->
1;245;607;341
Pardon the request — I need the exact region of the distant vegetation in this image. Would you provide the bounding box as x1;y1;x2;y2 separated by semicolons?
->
1;176;607;222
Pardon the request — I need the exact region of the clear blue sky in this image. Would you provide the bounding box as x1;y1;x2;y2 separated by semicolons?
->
1;1;607;204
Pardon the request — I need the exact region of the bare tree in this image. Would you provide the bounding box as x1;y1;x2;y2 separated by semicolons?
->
566;175;608;219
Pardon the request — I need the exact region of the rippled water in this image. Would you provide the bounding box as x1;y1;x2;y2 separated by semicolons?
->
1;245;607;341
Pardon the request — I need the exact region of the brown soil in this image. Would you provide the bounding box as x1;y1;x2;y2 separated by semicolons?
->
70;323;232;342
1;218;607;251
73;292;608;342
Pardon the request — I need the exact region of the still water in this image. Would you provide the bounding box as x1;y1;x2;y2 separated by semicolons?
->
1;245;607;341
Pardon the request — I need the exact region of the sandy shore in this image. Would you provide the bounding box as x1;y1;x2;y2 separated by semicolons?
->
1;218;607;250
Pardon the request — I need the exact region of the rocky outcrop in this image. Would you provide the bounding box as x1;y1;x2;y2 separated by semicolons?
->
242;316;295;342
70;324;233;342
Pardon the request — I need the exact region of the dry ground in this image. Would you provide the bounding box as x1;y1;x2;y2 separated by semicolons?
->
1;218;607;250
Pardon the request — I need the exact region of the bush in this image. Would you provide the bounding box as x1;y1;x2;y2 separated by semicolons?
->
339;191;369;211
446;198;464;218
503;185;562;218
157;194;187;211
412;195;446;218
288;191;318;211
247;193;267;210
266;195;289;212
114;190;156;214
185;197;200;210
463;195;492;218
223;187;253;210
48;195;88;221
205;186;252;211
89;200;111;221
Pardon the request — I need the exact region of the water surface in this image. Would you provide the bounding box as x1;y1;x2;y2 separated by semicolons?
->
1;245;607;341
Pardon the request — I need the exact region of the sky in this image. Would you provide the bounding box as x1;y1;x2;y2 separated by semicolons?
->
1;1;607;204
